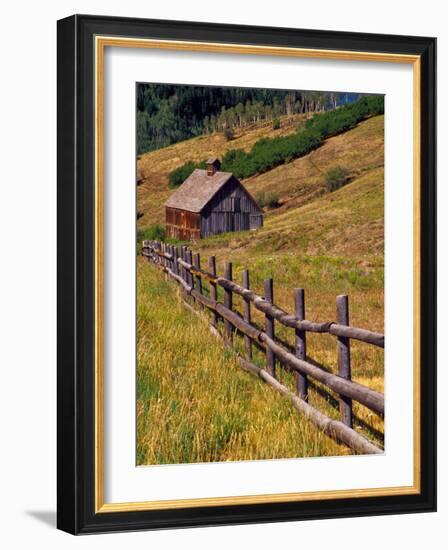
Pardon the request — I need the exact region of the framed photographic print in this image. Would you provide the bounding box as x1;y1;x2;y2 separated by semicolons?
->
57;14;436;534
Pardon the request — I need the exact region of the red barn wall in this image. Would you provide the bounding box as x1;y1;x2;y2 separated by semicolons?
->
165;207;200;240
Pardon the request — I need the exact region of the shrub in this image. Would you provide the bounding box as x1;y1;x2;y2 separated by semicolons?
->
256;191;266;208
168;161;197;188
223;128;234;141
265;191;280;209
168;96;384;186
256;191;279;209
137;223;166;243
325;166;349;192
306;95;384;139
272;117;280;130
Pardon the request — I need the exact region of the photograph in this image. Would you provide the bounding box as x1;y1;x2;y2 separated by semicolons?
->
136;83;385;466
53;10;436;536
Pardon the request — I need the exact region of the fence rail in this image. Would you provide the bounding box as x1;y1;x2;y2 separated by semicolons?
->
141;239;385;455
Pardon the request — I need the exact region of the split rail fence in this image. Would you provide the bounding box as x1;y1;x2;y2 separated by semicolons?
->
141;239;385;455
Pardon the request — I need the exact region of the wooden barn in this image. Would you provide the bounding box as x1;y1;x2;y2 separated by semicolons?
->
165;158;263;240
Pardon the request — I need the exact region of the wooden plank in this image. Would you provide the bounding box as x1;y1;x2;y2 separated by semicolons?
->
171;256;381;352
193;253;204;310
259;332;384;414
237;356;382;455
150;260;384;415
169;244;174;272
186;249;194;289
294;288;308;401
166;244;171;271
242;269;252;360
180;246;185;281
264;278;276;378
224;262;233;340
172;246;178;276
208;256;219;327
182;246;188;283
337;295;352;427
215;277;384;347
180;292;382;456
157;242;163;265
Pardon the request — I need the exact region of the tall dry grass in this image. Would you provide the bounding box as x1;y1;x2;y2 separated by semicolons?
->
136;112;384;465
137;256;383;466
136;259;353;465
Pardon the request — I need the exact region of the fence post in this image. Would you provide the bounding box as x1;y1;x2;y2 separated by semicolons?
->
181;245;187;282
224;262;233;340
209;256;219;328
169;244;174;272
193;253;203;309
166;244;171;271
142;240;148;259
264;278;276;378
172;246;178;276
164;243;168;278
294;288;308;400
243;269;252;360
186;249;194;290
161;242;166;273
184;247;189;284
336;294;352;427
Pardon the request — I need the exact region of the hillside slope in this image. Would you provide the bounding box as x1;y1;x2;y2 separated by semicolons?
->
198;165;383;259
137;258;348;464
137;115;384;245
244;115;384;214
137;112;385;462
137;113;307;227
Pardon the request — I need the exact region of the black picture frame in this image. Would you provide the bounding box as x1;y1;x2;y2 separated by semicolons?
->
57;14;436;535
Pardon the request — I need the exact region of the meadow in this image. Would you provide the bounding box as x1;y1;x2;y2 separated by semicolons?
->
137;258;350;465
136;112;384;465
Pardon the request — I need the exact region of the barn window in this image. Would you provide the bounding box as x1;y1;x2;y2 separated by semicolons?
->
230;197;240;212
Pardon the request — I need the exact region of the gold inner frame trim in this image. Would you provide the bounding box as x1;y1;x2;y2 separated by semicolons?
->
94;35;421;514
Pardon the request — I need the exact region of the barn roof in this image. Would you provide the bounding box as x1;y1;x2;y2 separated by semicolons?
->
165;169;234;213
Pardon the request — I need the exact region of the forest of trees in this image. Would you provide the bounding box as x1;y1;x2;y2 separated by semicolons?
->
137;84;361;154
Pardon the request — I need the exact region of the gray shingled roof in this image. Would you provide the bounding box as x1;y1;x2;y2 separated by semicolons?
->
165;169;233;213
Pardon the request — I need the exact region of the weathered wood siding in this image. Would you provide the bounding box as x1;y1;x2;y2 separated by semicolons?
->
200;177;262;237
165;176;263;240
166;207;200;240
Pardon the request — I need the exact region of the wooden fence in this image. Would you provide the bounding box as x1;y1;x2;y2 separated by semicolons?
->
141;239;385;455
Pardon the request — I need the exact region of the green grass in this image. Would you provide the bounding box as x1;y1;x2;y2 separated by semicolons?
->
136;112;385;465
137;258;384;465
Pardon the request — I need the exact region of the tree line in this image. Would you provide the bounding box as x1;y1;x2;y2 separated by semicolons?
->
137;83;360;154
168;95;384;187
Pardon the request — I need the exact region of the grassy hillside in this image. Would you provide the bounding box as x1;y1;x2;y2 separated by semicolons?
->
137;114;383;235
244;114;384;216
137;258;348;464
137;113;384;463
137;113;307;227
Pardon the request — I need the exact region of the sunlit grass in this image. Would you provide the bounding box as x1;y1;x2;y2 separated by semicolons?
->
137;259;383;466
136;113;384;465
